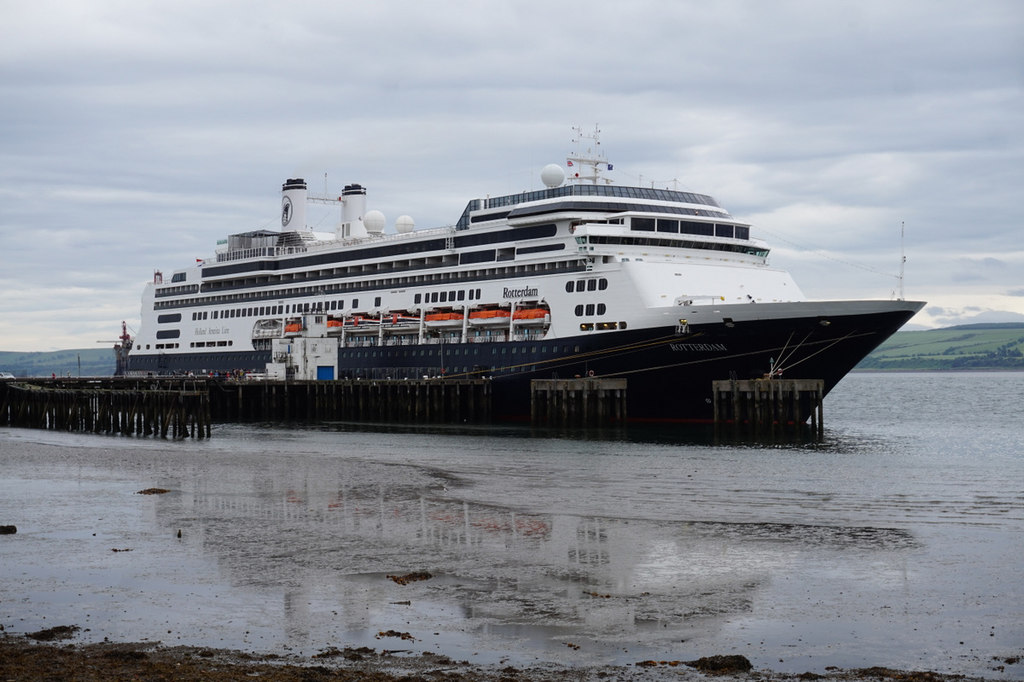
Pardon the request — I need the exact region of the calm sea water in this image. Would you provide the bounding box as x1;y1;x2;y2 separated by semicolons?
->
1;371;1021;677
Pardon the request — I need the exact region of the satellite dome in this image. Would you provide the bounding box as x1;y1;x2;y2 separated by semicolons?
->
364;209;386;233
395;215;415;233
540;163;565;188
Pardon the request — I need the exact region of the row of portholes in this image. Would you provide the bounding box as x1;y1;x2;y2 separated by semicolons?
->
574;303;607;316
565;278;608;293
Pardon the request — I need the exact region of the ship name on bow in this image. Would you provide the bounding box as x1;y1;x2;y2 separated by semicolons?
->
670;342;727;352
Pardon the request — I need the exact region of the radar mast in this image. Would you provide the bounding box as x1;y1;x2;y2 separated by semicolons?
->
567;125;614;185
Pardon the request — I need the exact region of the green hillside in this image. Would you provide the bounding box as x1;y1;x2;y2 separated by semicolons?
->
857;323;1024;370
0;348;115;378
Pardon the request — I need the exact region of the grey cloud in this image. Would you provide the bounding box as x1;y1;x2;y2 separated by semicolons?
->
1;0;1022;349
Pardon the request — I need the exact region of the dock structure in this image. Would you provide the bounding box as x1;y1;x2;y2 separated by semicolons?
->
1;375;826;438
208;378;491;424
0;378;211;439
0;377;491;437
530;378;627;426
712;378;824;438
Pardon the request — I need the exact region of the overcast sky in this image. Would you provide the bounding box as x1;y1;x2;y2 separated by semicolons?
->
1;0;1022;352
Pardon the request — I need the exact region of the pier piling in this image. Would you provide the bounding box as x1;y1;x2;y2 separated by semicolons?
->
530;378;627;426
0;378;211;439
712;378;824;439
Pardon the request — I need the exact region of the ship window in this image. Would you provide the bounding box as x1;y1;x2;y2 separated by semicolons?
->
715;224;734;238
352;298;358;307
457;290;465;301
414;294;422;304
587;279;597;291
599;278;608;290
576;279;585;291
680;220;714;236
657;219;679;233
735;226;750;240
449;290;456;300
440;291;447;302
212;311;218;319
580;323;594;331
565;281;574;293
585;304;595;316
574;304;584;316
597;303;606;315
374;296;382;306
633;218;655;232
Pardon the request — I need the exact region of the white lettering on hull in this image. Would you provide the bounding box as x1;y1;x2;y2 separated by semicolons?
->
670;343;728;352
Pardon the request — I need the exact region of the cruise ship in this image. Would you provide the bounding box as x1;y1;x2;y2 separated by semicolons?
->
126;129;924;421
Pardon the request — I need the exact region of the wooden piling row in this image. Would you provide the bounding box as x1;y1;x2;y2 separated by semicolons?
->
0;380;211;439
712;378;824;439
207;379;492;424
530;378;627;426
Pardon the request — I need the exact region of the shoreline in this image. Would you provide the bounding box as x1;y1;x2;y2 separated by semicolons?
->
0;633;1008;682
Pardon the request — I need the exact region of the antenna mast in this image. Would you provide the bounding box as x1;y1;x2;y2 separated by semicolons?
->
567;124;613;185
898;221;906;301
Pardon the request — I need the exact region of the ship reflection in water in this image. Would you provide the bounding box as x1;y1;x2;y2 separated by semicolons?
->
165;468;915;665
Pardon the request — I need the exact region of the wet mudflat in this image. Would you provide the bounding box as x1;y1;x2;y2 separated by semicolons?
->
1;372;1022;680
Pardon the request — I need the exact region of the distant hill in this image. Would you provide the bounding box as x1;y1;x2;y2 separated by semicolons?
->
857;323;1024;371
0;348;116;377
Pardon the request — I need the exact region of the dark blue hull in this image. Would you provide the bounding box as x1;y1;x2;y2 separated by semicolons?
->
126;306;915;422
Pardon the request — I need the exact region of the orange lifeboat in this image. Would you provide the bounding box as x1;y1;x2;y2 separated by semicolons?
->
425;312;464;322
469;309;511;320
512;307;548;320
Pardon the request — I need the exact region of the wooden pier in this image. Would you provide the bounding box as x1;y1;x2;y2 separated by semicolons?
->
0;377;491;437
712;378;824;438
0;378;211;439
1;375;826;439
530;378;627;426
208;378;491;423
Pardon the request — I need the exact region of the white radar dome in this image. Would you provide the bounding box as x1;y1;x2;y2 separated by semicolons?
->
364;209;386;233
395;215;415;233
541;163;565;188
